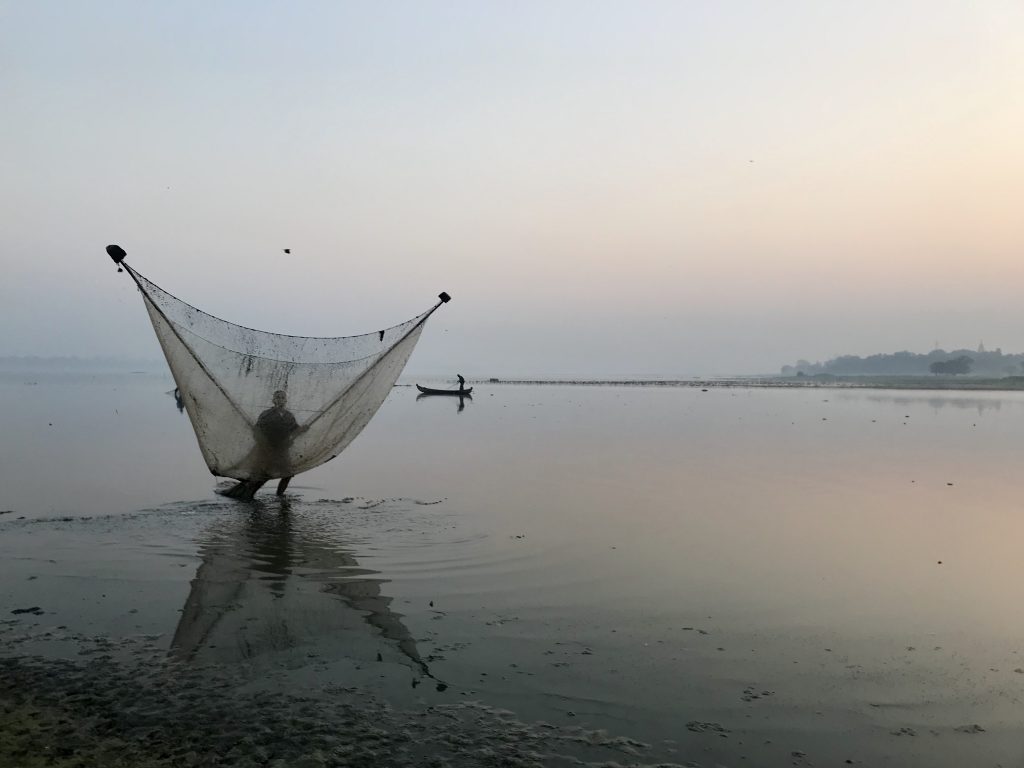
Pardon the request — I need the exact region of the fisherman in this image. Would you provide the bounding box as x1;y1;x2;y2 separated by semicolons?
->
457;374;466;392
255;389;307;495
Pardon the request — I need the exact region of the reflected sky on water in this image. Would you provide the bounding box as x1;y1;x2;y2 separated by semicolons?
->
170;500;438;685
3;371;1024;765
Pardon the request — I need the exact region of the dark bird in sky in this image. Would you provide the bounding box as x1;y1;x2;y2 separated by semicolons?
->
283;248;291;254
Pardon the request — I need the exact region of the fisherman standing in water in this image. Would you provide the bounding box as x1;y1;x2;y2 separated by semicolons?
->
256;389;307;495
224;389;307;499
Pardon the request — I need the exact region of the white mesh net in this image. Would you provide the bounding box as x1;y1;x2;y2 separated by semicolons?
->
125;264;440;487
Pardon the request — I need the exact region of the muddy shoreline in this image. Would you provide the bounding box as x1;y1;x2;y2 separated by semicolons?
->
0;629;675;768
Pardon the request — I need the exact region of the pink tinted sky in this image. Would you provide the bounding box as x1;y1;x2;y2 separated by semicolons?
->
2;1;1022;376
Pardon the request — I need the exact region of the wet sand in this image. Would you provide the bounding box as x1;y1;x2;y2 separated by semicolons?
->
1;633;661;768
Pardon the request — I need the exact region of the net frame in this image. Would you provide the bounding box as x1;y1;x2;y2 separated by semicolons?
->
122;262;444;482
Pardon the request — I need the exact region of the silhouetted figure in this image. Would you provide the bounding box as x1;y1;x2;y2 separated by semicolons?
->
174;387;185;413
256;390;306;495
457;374;466;392
223;390;306;500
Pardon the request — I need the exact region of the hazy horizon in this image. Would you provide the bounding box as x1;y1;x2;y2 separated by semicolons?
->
0;341;1018;380
3;2;1022;377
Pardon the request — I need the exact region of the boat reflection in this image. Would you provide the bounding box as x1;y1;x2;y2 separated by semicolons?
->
416;392;472;413
170;499;442;687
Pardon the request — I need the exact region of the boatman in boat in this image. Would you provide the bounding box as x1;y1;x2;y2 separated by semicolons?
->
457;374;466;393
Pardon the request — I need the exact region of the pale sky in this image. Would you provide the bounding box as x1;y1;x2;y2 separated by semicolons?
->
2;1;1022;376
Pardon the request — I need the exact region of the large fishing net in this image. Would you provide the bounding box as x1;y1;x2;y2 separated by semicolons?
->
111;248;447;498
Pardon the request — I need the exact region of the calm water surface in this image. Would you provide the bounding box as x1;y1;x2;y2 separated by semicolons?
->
2;370;1024;766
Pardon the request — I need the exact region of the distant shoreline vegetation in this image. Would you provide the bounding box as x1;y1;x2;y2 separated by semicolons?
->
781;346;1024;378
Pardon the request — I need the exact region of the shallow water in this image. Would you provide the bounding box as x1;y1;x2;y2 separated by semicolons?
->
3;370;1024;766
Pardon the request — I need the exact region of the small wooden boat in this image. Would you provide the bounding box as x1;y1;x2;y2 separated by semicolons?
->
416;384;473;396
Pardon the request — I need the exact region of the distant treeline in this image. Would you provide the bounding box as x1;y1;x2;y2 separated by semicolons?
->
781;348;1024;377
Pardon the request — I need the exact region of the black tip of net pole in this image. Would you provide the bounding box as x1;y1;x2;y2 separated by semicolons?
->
106;244;127;264
438;292;451;303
